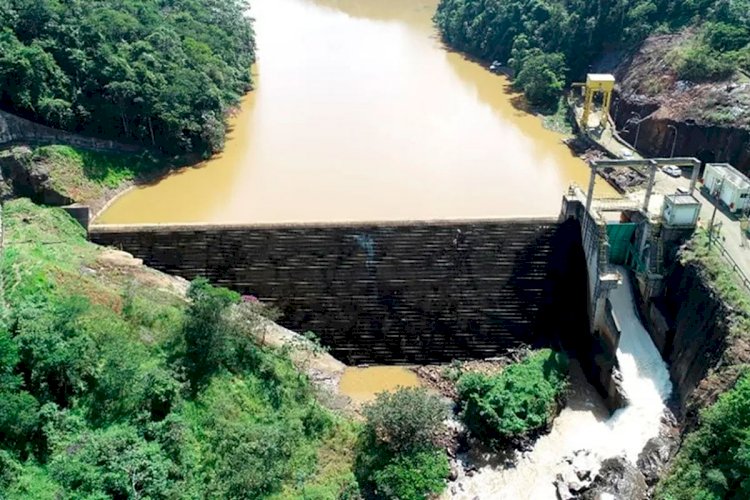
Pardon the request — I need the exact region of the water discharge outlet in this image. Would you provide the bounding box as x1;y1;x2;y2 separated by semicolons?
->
448;268;672;499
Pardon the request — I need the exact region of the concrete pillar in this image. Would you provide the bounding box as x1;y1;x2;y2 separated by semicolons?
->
582;89;593;128
602;90;612;120
642;161;658;213
586;163;597;212
689;158;701;194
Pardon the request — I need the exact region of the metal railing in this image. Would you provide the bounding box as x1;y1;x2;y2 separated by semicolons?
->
713;237;750;292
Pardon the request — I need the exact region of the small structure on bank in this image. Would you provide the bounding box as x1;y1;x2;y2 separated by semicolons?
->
702;163;750;215
662;193;701;228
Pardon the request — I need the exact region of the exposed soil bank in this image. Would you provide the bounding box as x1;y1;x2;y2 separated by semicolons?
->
608;33;750;173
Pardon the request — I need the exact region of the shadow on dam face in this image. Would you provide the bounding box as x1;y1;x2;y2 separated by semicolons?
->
89;218;592;364
539;218;592;359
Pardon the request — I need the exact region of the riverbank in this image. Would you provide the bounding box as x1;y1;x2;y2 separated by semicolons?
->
0;145;183;215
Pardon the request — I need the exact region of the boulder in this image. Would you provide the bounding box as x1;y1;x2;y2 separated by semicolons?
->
556;481;575;500
637;433;679;486
583;456;648;500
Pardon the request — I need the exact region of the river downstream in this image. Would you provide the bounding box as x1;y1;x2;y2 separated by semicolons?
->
98;0;613;225
448;269;673;499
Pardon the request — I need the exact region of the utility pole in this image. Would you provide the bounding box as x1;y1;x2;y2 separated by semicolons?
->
708;178;724;248
708;203;719;248
627;112;643;150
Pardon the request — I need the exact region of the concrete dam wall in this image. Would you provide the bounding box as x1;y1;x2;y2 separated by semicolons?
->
90;218;590;364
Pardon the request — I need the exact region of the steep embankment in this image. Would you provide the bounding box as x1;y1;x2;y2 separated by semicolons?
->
0;145;162;215
636;231;750;498
609;32;750;172
644;231;750;423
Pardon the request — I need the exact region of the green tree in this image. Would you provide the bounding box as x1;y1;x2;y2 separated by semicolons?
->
182;278;242;387
49;424;174;499
458;349;568;447
0;391;39;453
362;387;449;454
0;0;256;157
514;51;568;110
371;448;450;500
356;388;451;499
14;297;97;407
657;372;750;499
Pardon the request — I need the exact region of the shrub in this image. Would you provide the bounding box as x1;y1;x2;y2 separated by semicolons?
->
457;349;568;447
183;278;245;387
371;448;450;500
656;372;750;499
363;387;449;454
49;424;174;499
705;21;750;52
673;41;735;82
356;387;451;499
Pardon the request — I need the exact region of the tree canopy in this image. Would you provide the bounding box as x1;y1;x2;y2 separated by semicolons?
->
0;200;340;499
0;0;255;155
434;0;750;107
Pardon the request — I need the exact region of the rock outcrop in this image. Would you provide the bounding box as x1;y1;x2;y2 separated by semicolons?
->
581;456;648;500
0;146;74;206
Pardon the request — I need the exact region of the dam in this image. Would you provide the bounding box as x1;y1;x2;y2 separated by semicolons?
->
90;186;635;405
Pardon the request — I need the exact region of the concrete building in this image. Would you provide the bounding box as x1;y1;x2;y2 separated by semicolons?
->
702;163;750;214
662;193;701;228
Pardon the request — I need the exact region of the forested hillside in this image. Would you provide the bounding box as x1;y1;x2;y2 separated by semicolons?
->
434;0;750;108
0;200;356;498
0;0;255;156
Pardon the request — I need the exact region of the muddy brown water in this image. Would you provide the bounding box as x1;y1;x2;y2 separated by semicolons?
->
338;366;422;404
97;0;614;225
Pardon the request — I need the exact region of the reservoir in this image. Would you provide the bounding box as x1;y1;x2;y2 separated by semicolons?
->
97;0;614;225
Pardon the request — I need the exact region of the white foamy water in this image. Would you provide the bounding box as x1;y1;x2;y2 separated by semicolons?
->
447;269;673;499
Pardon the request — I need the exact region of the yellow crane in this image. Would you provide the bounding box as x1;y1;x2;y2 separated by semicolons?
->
573;74;615;128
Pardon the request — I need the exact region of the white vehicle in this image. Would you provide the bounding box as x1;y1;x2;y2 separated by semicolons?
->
662;165;681;177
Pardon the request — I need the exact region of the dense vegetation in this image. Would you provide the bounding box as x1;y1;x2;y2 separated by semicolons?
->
356;388;451;500
654;229;750;499
457;349;568;448
657;372;750;499
0;199;353;499
0;0;255;156
434;0;750;108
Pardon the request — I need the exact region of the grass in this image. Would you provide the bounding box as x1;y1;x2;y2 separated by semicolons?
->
679;229;750;333
24;145;164;206
542;98;574;135
1;199;184;314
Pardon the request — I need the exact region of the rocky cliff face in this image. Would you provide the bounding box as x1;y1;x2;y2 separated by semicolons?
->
604;33;750;173
643;260;750;426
